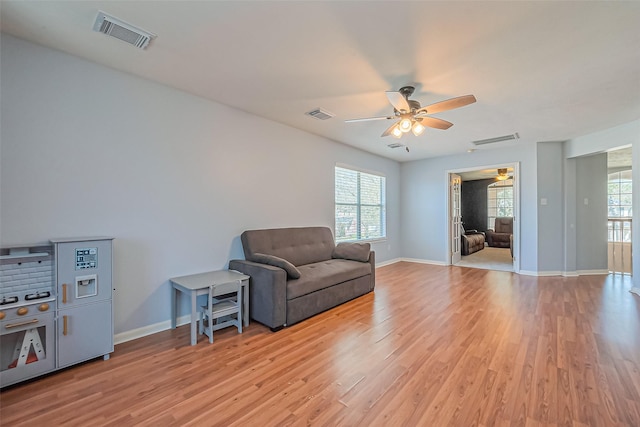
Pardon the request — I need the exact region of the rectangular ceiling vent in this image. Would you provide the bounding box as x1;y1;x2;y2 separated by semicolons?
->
472;132;520;146
93;11;156;49
387;142;405;149
305;108;334;120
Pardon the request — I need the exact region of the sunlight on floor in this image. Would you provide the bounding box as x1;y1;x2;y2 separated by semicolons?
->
456;246;513;272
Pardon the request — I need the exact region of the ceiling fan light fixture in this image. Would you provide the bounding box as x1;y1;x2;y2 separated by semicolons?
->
346;86;477;141
399;118;412;133
496;168;509;180
412;120;425;136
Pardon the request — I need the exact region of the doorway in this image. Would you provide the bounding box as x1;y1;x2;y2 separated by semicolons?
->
607;147;633;274
447;163;520;273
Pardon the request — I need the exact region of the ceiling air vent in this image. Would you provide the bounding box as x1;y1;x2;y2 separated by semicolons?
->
388;142;410;152
305;108;334;120
472;132;520;146
93;11;156;49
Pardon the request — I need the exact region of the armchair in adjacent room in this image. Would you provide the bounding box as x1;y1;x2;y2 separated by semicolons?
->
461;227;485;255
486;217;513;248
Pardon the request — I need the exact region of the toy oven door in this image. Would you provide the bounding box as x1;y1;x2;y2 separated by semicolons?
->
0;311;55;387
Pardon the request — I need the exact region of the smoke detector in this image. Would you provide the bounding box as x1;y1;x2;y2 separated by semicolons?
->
93;11;156;49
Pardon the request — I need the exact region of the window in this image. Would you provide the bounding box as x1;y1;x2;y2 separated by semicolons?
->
335;166;386;242
608;170;632;243
608;170;633;218
487;179;513;229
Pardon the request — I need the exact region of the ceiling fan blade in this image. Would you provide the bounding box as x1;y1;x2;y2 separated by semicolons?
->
381;121;400;137
418;95;476;114
415;116;453;130
345;115;394;123
386;91;411;113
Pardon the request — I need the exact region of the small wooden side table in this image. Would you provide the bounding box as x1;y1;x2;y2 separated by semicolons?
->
170;270;250;346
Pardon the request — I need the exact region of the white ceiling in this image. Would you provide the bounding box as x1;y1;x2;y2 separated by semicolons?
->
1;1;639;162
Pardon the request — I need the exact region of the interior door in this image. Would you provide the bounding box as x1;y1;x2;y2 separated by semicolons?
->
450;173;462;264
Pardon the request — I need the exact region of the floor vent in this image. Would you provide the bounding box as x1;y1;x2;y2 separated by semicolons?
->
472;133;520;146
93;11;156;49
305;108;334;120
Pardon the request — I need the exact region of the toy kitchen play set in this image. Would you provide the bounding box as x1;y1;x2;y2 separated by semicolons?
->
0;237;113;387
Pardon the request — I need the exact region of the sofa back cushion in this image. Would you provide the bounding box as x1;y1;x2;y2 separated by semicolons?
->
241;227;335;267
332;242;371;262
494;217;513;233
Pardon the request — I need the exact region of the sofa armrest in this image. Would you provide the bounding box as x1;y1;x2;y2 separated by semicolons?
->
368;251;376;291
486;229;495;245
229;259;287;330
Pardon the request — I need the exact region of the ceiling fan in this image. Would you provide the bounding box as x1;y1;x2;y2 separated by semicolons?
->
345;86;476;138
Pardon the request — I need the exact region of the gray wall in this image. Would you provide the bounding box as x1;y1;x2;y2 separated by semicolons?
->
565;120;639;285
536;142;565;272
400;143;538;272
563;156;577;273
0;35;401;338
635;143;640;289
575;153;609;271
461;178;494;233
2;34;638;341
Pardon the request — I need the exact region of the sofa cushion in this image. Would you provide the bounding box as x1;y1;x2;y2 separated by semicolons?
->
332;242;371;262
287;259;371;300
250;253;301;279
241;227;335;266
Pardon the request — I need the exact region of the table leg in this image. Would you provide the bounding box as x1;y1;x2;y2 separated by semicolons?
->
243;280;249;327
171;285;177;329
190;290;198;345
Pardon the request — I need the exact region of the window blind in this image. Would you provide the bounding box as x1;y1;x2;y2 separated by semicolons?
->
335;166;386;242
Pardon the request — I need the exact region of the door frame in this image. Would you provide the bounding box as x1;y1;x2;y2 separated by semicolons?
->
450;173;463;265
445;162;521;273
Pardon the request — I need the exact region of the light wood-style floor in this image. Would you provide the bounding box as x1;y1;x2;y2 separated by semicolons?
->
2;262;639;426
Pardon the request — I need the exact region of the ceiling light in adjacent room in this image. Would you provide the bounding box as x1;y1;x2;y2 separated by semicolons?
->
496;168;510;180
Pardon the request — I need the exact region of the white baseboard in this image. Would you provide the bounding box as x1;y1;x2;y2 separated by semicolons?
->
375;258;402;268
400;257;448;266
518;270;536;276
114;314;191;345
519;269;609;277
576;269;610;276
518;270;561;276
562;271;579;277
630;287;640;297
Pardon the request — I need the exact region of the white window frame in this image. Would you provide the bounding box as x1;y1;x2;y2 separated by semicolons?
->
487;179;514;229
335;165;386;243
607;170;632;243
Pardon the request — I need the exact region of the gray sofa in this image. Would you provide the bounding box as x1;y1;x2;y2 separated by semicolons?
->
229;226;375;330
